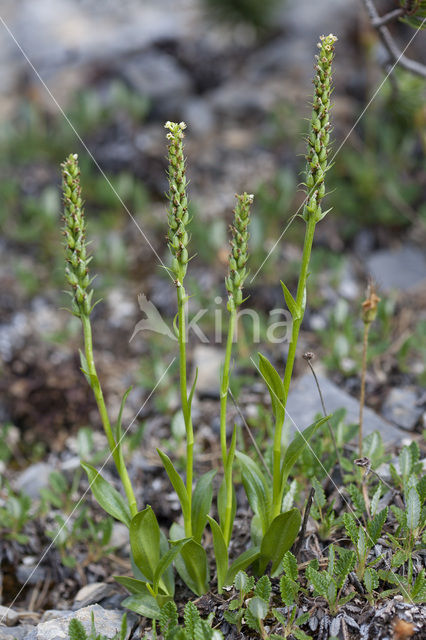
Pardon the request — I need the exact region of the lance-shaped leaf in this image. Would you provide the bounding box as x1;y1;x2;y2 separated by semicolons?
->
153;538;189;594
258;353;285;423
235;451;271;534
170;524;209;596
280;281;299;319
129;507;161;583
207;516;228;592
122;593;161;619
81;462;131;527
191;469;216;543
157;449;190;522
258;508;301;576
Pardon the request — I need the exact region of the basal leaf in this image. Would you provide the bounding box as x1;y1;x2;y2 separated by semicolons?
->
235;451;270;534
153;538;190;595
207;516;228;592
191;470;216;543
129;506;161;583
259;509;301;576
121;593;161;620
169;529;209;597
114;575;150;595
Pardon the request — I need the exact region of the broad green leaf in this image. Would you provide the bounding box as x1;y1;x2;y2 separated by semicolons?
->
191;470;216;543
399;446;412;479
207;516;228;592
247;596;268;621
234;570;254;594
235;451;270;534
129;506;160;583
170;525;209;596
157;449;190;520
159;529;174;597
81;462;131;527
259;509;301;576
258;353;285;422
280;281;299;319
114;576;149;594
225;547;261;586
407;487;421;531
121;593;161;619
280;416;329;489
153;538;189;594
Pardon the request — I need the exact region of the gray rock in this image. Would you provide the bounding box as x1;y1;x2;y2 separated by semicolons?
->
382;387;423;431
73;583;117;610
40;612;71;623
16;563;46;586
0;605;19;626
366;245;426;292
25;605;129;640
0;625;35;640
286;373;407;445
121;51;192;114
182;98;215;136
14;463;53;500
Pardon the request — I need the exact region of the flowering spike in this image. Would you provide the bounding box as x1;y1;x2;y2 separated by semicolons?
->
226;193;253;312
165;121;190;284
303;34;337;223
61;153;94;317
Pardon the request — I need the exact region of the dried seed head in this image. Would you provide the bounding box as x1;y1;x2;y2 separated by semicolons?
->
225;193;253;312
61;153;95;317
303;34;337;223
165;121;190;284
361;281;380;325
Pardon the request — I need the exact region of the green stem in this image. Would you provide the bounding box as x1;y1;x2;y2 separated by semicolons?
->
272;216;316;519
81;315;137;518
177;284;193;537
220;310;236;464
220;308;236;546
